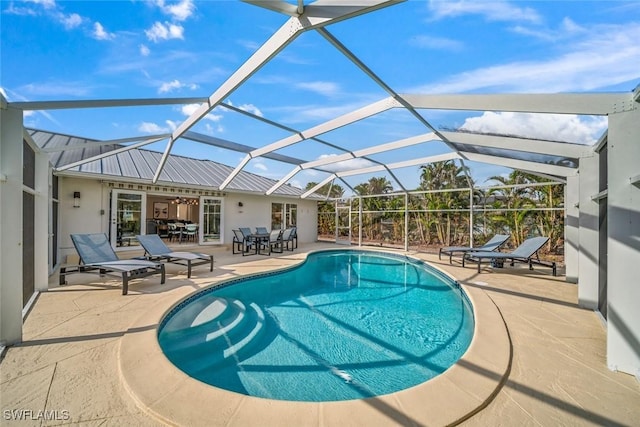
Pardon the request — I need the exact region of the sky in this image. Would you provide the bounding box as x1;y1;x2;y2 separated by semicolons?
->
2;0;639;194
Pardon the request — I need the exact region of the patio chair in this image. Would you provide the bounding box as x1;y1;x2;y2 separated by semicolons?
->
439;234;510;264
233;229;255;256
167;223;182;242
463;236;557;275
65;233;165;295
136;234;213;278
182;224;198;243
281;227;296;251
256;226;269;234
290;227;298;249
266;229;284;254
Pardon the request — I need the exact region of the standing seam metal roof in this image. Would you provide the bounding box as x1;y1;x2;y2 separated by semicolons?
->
28;129;322;199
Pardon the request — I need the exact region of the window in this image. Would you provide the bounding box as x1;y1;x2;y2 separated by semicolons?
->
271;203;297;230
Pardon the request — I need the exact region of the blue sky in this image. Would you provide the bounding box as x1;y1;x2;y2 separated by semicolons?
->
2;0;639;193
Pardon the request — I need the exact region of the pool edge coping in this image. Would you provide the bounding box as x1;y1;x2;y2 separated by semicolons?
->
118;249;512;427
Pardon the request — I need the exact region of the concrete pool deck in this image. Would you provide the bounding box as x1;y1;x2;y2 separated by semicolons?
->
1;243;639;426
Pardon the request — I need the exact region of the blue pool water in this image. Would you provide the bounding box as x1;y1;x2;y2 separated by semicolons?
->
158;250;474;402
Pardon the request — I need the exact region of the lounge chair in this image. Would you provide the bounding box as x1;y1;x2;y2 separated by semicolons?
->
439;234;510;264
64;233;165;295
463;236;557;275
136;234;213;278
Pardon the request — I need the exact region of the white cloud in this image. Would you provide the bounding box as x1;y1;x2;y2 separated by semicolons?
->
460;112;607;144
138;121;169;133
145;21;184;42
20;82;91;97
25;0;56;9
180;104;223;122
428;0;542;24
295;81;340;97
153;0;195;21
409;35;464;51
252;161;268;172
159;79;183;93
204;123;215;134
237;103;263;117
165;120;178;131
92;22;114;40
59;12;82;29
139;44;151;56
412;23;640;93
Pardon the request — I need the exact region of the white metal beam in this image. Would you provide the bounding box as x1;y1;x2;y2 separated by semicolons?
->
252;97;400;158
463;152;575;177
261;131;439;195
55;137;166;171
219;96;401;190
440;131;591;158
154;17;306;183
243;0;300;16
159;1;402;185
182;131;306;165
266;166;303;195
403;93;631;115
336;152;460;178
40;134;169;153
301;174;337;199
10;98;207;110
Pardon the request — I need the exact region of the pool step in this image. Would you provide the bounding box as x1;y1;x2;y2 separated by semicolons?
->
160;299;248;352
161;298;267;374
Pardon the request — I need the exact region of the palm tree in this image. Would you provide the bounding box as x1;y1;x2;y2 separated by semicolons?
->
486;171;536;247
354;177;394;241
416;161;471;246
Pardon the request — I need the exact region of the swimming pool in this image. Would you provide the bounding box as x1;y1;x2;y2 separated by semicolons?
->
158;250;474;402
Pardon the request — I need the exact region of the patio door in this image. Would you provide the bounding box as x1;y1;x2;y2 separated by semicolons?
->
200;197;223;244
335;203;351;245
110;190;146;249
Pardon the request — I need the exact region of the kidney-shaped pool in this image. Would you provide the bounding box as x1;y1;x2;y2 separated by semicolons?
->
158;250;474;402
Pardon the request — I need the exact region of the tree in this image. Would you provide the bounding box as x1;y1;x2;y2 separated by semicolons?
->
305;181;344;198
353;177;396;242
486;171;537;247
306;181;345;237
416;160;471;246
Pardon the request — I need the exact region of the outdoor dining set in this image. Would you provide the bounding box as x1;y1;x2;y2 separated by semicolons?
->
232;227;298;256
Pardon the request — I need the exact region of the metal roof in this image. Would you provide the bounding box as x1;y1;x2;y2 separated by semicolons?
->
27;129;319;199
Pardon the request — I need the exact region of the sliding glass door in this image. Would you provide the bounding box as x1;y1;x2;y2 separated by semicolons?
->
200;197;223;244
110;190;146;249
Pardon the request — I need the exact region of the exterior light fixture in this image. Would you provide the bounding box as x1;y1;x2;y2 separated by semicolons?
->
73;191;81;208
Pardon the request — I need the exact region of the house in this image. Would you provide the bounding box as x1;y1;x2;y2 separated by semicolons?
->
27;128;322;267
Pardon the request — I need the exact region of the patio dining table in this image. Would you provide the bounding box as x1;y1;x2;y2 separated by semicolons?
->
248;232;270;255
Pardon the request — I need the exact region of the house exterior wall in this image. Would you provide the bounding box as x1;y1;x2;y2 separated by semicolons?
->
57;177;318;261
